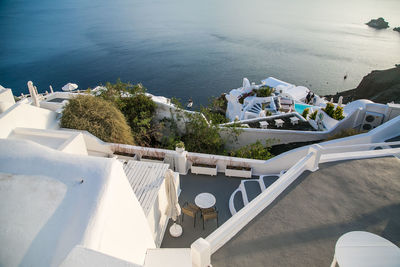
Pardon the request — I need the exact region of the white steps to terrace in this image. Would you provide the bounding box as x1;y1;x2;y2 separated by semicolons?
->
229;174;280;215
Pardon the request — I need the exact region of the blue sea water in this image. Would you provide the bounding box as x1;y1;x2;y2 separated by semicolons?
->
0;0;399;106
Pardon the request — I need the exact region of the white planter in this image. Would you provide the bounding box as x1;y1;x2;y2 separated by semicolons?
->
175;147;184;153
309;119;318;130
225;167;252;178
191;165;217;176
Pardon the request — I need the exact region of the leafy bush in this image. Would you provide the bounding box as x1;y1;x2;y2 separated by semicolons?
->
333;106;345;120
182;112;225;155
176;141;185;148
61;95;134;144
323;102;345;120
257;86;275;97
302;108;310;119
230;140;273;160
120;93;156;146
310;110;318;120
323;102;335;118
97;80;157;146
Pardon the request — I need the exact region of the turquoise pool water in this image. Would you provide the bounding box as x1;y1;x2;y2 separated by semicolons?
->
295;103;313;114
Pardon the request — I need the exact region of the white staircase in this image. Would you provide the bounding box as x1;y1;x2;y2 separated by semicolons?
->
229;173;281;215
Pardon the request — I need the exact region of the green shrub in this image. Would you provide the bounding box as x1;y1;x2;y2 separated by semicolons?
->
120;93;156;146
323;102;335;118
61;95;134;144
302;108;310;119
230;140;273;160
323;102;345;121
310;110;318;120
182;112;225;154
333;106;345;120
96;80;157;146
176;141;185;148
257;86;275;97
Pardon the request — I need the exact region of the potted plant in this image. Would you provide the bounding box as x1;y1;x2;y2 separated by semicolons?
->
175;141;185;153
225;165;252;178
191;161;218;176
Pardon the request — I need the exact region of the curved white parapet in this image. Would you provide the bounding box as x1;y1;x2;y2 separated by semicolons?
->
228;188;241;216
228;174;281;215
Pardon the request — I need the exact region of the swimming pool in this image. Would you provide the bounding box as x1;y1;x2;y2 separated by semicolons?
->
294;103;313;114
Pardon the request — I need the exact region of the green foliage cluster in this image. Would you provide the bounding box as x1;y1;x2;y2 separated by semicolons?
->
176;141;185;148
230;140;273;160
323;102;345;120
61;81;275;161
61;95;134;144
302;108;310;119
98;80;156;146
310;110;318;120
182;112;225;154
257;86;275;97
333;106;345;120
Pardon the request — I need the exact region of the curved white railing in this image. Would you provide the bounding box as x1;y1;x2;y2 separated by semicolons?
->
191;141;400;267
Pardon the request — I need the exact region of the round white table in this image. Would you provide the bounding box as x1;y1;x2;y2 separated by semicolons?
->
195;192;216;209
331;231;400;267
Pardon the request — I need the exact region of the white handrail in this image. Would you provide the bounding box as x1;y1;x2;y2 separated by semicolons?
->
321;141;400;151
200;142;400;261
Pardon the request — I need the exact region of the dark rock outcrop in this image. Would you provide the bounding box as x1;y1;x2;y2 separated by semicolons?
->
394;27;400;33
366;17;389;29
325;66;400;104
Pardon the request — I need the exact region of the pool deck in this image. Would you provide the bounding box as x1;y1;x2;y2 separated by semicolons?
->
212;157;400;267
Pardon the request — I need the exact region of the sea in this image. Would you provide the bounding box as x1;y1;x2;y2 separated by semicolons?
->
0;0;399;106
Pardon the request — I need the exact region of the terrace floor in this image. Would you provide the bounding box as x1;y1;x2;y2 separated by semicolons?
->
212;157;400;267
161;172;246;248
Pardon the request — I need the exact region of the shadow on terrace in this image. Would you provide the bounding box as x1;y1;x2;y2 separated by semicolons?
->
161;172;246;248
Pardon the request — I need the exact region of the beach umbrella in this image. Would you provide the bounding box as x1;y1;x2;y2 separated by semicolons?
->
165;169;181;221
62;83;78;92
165;169;182;236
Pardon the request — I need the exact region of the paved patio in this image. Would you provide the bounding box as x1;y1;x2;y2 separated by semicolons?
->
212;157;400;267
161;172;245;248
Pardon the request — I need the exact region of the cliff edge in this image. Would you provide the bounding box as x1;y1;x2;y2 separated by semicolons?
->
325;66;400;104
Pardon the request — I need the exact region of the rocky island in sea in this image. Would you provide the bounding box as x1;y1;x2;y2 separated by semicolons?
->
325;65;400;104
366;17;389;29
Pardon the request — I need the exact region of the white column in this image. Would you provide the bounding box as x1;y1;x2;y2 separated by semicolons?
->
175;148;188;174
191;238;211;267
307;144;322;172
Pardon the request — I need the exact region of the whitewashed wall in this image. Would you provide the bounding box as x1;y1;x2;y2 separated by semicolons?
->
0;102;58;138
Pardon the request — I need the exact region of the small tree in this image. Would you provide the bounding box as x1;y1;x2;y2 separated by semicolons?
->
323;103;335;118
310;110;318;120
61;95;134;144
333;106;345;120
120;93;156;146
182;112;225;154
302;108;310;119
